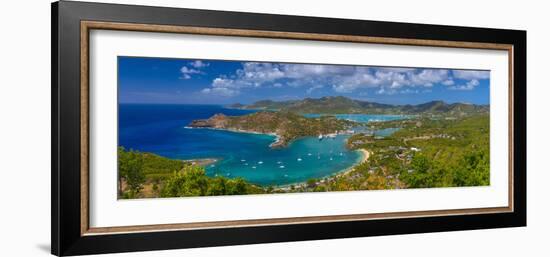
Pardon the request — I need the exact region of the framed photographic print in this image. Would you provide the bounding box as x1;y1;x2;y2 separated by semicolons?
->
52;1;526;256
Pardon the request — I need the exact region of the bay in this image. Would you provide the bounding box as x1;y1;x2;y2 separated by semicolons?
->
119;104;403;186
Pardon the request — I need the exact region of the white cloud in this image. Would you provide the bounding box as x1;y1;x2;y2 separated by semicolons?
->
189;60;209;68
282;64;355;79
332;84;354;93
201;87;239;97
442;79;455;86
306;85;324;94
377;67;417;73
400;89;419;94
375;70;410;88
212;77;238;88
409;69;449;87
452;70;490;80
236;62;285;85
180;66;201;74
179;66;202;80
450;79;480;90
334;68;451;94
342;68;450;95
180;61;209;79
332;72;380;93
200;62;489;96
376;88;397;95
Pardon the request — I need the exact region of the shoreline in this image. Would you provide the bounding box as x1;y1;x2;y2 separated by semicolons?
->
275;148;370;190
183;158;219;167
335;149;370;178
185;126;356;149
185;126;282;147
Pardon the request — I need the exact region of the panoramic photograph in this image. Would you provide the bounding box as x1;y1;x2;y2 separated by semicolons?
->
117;56;490;199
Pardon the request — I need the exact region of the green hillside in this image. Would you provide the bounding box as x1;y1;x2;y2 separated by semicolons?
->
231;96;488;115
189;111;358;147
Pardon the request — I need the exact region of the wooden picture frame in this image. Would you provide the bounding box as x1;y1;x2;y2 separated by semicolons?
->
52;1;526;256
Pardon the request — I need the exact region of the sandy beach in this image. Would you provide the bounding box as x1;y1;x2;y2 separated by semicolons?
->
358;148;370;163
334;148;370;178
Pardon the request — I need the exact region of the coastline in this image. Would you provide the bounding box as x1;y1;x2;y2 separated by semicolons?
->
275;148;370;190
335;149;369;178
185;126;281;147
184;158;219;167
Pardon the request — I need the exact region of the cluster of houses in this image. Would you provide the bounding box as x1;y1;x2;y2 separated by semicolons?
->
318;129;356;140
377;145;423;164
431;134;456;140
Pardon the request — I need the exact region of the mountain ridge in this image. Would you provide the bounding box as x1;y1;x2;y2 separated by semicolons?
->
228;96;488;115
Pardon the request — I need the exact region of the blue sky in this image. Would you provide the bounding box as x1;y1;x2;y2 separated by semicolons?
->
118;56;490;105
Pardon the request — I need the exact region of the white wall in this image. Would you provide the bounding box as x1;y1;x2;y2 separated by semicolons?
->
0;0;547;256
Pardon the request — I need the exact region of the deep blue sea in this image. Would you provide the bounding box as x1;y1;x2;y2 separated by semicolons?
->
119;104;403;186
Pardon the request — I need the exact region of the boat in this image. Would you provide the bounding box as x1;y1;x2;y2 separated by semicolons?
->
258;161;263;164
252;166;256;169
297;158;302;161
318;134;323;140
279;165;285;168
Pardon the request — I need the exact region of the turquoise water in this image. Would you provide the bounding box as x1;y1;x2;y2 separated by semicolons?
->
119;104;405;186
205;134;361;186
303;114;406;138
373;127;401;137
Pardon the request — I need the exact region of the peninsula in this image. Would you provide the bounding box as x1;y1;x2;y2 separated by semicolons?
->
188;111;358;148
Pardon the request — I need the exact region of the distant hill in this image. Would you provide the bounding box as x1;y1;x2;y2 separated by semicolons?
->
229;100;300;111
229;96;488;115
227;103;246;109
